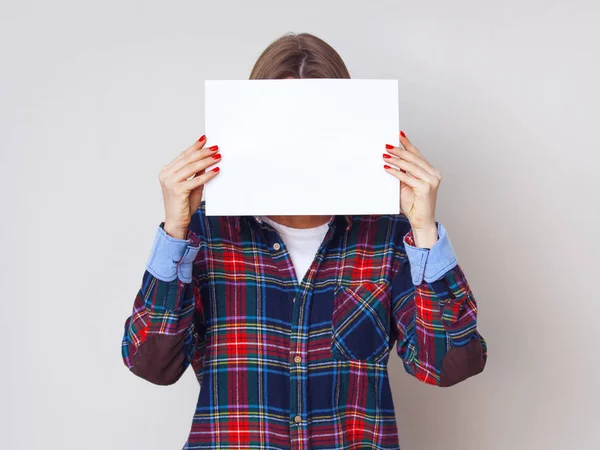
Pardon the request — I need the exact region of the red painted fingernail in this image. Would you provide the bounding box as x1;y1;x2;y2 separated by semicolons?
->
208;145;218;151
198;135;206;142
383;153;392;158
385;144;395;149
211;167;220;172
384;164;392;169
400;130;407;138
211;153;221;159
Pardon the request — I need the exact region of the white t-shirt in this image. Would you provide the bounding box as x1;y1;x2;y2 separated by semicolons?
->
260;216;331;282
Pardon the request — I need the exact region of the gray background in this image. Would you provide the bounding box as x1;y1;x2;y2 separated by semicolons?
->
1;0;599;449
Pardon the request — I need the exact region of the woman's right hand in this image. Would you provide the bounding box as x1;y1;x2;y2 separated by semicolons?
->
159;135;221;239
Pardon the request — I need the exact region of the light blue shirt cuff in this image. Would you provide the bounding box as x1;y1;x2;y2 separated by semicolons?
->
146;224;200;284
404;222;458;286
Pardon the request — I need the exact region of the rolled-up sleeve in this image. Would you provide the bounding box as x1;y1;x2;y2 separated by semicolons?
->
146;223;201;283
403;222;458;285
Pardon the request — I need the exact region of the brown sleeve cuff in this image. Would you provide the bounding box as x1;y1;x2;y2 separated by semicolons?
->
440;337;487;387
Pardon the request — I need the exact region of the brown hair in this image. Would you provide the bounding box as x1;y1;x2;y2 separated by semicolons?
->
249;33;351;80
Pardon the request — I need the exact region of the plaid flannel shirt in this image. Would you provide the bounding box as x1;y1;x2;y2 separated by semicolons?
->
121;201;487;449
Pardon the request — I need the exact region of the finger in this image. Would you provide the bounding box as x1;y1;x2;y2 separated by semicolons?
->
175;152;221;182
383;164;424;188
384;146;441;179
181;135;208;158
171;143;219;176
399;130;423;157
183;166;220;190
382;155;438;184
164;135;209;173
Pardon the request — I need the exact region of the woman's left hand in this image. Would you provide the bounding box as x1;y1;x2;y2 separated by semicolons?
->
383;131;441;247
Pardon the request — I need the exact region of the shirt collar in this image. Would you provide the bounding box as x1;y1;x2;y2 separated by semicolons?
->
236;214;352;233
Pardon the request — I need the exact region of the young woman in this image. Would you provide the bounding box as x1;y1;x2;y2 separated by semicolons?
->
121;32;487;450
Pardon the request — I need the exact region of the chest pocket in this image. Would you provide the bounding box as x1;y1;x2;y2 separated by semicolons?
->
330;280;392;363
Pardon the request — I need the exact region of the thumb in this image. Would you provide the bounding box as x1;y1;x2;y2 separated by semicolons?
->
189;171;204;212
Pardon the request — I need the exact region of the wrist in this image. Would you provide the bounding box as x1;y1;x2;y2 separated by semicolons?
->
163;221;189;240
412;223;438;249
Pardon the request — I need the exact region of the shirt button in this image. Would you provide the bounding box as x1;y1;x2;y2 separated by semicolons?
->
273;242;281;251
294;355;302;363
294;415;302;423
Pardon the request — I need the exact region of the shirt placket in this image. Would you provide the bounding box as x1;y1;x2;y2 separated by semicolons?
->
260;219;339;450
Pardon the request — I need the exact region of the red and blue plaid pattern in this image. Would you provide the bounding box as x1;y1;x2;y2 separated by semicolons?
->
122;201;487;449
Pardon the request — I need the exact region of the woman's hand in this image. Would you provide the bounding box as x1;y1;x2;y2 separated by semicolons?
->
383;131;441;248
159;135;221;239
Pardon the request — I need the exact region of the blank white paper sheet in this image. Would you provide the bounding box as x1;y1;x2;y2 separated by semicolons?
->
203;79;400;216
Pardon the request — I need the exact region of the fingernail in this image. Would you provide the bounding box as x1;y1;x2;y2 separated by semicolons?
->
385;144;395;149
211;153;221;159
208;145;219;151
198;135;206;142
400;130;407;138
384;164;392;169
383;153;392;158
211;167;220;173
